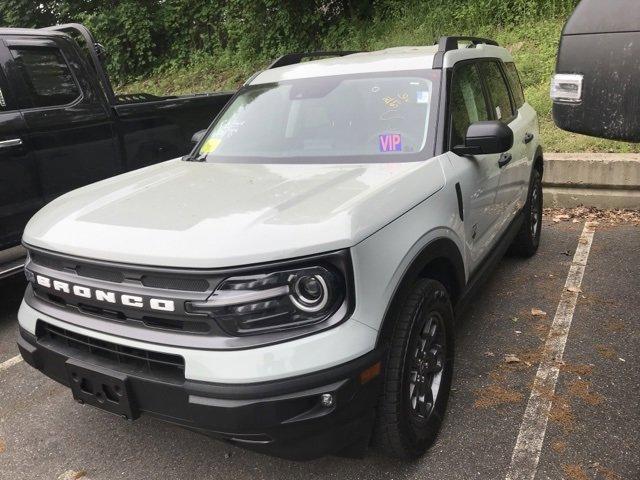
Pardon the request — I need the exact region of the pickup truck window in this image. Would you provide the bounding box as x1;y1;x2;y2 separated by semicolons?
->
0;67;13;111
197;72;439;163
0;75;8;111
9;47;81;108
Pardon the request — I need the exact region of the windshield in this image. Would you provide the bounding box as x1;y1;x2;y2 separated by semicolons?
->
196;70;440;163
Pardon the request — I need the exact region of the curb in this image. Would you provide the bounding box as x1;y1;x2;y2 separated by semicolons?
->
542;153;640;209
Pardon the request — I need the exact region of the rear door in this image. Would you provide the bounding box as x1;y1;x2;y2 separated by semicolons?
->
0;44;42;250
477;60;527;231
504;61;537;207
4;34;121;202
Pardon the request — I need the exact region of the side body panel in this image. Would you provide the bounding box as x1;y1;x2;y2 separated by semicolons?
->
350;154;466;331
445;150;500;273
0;43;42;249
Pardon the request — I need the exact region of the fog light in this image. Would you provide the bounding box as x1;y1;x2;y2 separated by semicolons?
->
320;393;334;408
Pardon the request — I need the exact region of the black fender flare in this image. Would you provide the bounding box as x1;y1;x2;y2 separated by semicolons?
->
375;237;465;348
525;145;544;194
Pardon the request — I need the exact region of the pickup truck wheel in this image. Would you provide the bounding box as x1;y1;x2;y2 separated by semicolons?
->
510;168;543;257
373;278;454;459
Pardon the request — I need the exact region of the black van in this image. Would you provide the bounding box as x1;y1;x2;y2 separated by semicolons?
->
552;0;640;142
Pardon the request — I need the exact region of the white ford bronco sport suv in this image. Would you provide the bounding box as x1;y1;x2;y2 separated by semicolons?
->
17;36;542;460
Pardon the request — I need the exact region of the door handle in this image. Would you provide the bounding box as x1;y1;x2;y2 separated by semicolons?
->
523;132;534;144
0;138;23;149
498;152;512;168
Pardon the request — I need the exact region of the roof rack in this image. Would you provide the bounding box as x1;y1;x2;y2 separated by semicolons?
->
267;51;360;70
432;36;499;69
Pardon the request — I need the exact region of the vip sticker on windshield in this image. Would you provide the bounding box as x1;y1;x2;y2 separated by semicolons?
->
379;134;402;152
199;138;221;154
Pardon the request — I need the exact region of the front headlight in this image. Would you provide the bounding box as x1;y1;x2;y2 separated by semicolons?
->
186;256;350;336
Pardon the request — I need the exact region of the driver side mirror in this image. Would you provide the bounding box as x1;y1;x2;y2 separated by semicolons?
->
452;120;513;156
191;129;206;144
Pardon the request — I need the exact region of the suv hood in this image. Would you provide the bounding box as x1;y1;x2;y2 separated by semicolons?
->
24;158;445;268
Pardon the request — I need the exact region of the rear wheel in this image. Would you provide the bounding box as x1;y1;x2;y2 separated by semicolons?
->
373;279;455;459
510;167;543;257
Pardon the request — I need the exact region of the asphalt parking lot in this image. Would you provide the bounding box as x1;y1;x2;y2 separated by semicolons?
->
1;216;638;480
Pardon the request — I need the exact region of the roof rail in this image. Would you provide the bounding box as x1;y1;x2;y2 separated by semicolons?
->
432;36;499;69
267;51;360;69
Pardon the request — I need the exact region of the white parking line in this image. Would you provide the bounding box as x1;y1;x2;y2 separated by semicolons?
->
0;354;23;372
505;222;596;480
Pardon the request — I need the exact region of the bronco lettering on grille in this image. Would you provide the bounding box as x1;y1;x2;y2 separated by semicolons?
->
34;274;175;312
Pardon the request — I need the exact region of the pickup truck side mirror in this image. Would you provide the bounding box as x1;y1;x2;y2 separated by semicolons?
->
452;120;513;156
191;129;207;144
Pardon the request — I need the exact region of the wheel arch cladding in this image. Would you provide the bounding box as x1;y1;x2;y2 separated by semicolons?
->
534;146;544;174
376;237;464;348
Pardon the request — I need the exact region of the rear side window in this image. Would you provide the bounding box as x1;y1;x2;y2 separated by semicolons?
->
10;47;81;108
478;61;515;122
504;62;525;108
449;63;490;147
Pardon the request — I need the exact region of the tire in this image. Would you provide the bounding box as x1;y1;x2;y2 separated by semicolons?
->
509;167;543;257
373;278;455;459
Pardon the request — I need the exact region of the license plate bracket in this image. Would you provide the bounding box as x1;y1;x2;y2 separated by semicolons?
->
65;358;138;420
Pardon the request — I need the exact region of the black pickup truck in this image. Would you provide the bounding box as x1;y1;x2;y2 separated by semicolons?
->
0;24;233;277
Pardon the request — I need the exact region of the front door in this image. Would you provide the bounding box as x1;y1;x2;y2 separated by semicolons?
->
447;61;503;273
3;35;120;203
0;48;42;250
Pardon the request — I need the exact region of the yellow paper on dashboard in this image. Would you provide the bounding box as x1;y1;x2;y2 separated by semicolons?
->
200;138;221;154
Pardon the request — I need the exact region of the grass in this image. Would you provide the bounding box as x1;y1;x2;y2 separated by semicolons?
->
119;18;639;154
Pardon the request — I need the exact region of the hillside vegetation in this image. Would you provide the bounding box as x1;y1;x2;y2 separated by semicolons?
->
120;8;638;153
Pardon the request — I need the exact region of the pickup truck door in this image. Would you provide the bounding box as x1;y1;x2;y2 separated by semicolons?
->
0;47;42;250
447;61;503;273
3;35;121;203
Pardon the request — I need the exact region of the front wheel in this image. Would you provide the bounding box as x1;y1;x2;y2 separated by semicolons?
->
373;279;455;459
510;168;543;257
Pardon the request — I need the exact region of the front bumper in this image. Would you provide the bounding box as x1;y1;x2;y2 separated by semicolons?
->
17;326;382;460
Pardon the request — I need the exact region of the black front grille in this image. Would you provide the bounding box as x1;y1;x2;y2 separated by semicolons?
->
31;252;64;270
75;264;124;283
30;251;212;292
141;275;209;292
37;322;185;382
